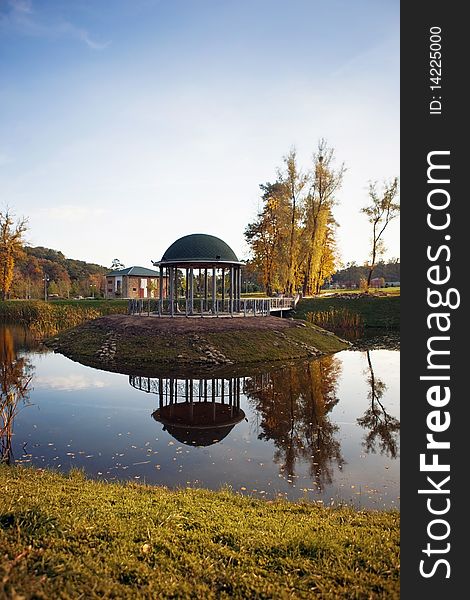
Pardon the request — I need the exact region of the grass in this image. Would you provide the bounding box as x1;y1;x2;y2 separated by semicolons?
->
49;317;349;376
295;295;400;329
320;287;400;297
0;466;400;599
206;326;347;362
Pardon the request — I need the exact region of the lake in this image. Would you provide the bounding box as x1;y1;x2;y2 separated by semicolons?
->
1;324;399;508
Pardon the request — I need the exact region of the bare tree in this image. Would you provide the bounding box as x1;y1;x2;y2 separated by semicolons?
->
362;178;400;288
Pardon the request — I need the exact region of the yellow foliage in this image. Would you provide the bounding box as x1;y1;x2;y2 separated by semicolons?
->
0;210;28;300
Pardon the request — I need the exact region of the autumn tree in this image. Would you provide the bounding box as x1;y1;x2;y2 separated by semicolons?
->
362;178;400;287
314;216;339;293
244;182;289;295
279;149;308;295
300;140;345;295
0;209;28;301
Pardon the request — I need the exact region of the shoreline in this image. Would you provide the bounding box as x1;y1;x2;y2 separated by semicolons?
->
45;314;351;376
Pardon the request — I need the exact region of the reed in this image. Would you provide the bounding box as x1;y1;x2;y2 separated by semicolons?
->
306;307;364;335
0;300;127;336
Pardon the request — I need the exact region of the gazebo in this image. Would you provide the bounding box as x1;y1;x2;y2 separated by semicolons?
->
152;233;243;316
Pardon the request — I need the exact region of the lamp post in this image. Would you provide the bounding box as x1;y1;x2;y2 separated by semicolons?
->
90;284;96;299
43;274;50;302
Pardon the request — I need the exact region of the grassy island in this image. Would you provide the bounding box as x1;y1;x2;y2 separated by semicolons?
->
45;314;350;376
0;466;399;599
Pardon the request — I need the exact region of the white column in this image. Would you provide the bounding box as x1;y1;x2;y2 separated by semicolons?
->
212;267;217;314
189;267;194;315
230;267;234;315
159;266;163;316
169;267;174;316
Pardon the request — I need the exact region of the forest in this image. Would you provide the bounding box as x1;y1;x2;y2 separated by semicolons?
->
11;246;107;300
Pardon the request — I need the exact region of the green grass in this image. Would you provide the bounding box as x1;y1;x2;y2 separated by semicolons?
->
319;288;400;297
49;318;349;376
295;295;400;329
0;466;400;599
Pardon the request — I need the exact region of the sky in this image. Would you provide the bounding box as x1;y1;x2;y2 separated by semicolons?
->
0;0;399;270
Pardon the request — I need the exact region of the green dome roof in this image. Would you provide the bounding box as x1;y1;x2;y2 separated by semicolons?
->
161;234;239;263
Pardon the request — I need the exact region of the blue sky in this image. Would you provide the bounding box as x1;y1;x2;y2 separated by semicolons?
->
0;0;399;269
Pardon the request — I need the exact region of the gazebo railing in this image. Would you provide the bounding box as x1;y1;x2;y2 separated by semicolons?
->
127;296;294;317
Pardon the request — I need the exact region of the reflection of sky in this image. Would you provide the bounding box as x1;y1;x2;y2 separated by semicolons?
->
12;348;400;509
327;350;400;506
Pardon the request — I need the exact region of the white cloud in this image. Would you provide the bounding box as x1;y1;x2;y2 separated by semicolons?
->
58;21;111;50
8;0;33;14
42;205;107;222
2;0;110;50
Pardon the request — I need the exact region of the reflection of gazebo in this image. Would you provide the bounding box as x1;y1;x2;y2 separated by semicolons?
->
130;375;245;446
152;233;243;316
154;403;245;446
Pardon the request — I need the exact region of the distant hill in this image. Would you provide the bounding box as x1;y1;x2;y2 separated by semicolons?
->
12;246;109;299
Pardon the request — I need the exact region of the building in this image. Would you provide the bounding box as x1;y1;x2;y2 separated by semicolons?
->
105;266;166;299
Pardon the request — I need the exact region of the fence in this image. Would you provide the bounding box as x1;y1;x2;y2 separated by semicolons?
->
127;296;294;317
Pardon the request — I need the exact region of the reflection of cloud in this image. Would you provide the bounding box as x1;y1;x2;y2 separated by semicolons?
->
43;205;106;222
34;374;109;391
1;0;110;50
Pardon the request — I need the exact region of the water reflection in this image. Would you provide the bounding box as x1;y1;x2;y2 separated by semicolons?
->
128;353;400;486
3;323;400;506
244;357;344;488
130;376;245;446
0;327;34;464
357;350;400;458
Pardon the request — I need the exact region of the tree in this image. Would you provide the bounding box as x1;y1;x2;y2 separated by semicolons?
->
110;258;125;270
244;141;343;296
244;182;289;295
279;149;308;295
0;210;28;300
362;178;400;287
300;140;345;296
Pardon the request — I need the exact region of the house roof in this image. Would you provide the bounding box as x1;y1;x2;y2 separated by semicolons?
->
105;266;161;277
157;233;240;265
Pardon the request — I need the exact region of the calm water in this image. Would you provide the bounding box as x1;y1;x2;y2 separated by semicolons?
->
1;325;399;508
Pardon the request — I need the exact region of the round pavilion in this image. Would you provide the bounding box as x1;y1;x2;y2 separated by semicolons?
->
152;233;243;316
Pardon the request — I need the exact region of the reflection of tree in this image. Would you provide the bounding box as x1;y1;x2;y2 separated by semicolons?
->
244;356;344;488
0;327;34;464
357;351;400;458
